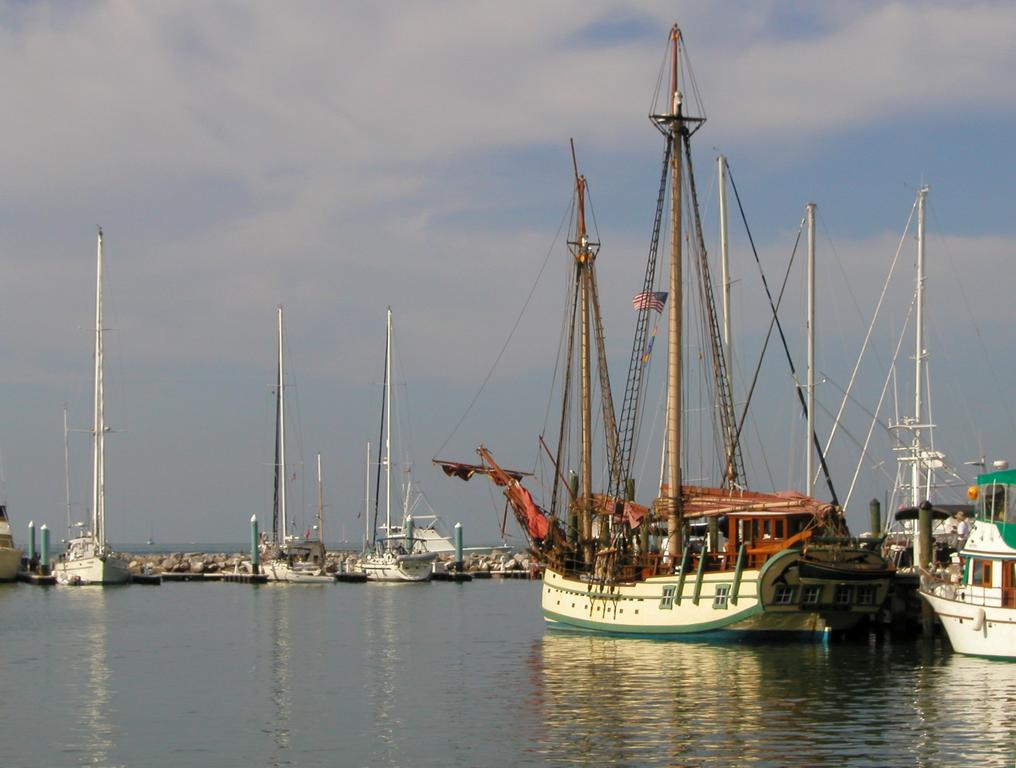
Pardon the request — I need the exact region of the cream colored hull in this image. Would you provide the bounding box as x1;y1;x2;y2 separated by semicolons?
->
921;587;1016;659
56;555;130;585
542;552;887;637
0;546;21;581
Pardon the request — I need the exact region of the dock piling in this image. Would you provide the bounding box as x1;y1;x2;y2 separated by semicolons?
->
454;522;463;572
27;520;35;570
250;514;260;574
869;498;882;537
39;525;50;575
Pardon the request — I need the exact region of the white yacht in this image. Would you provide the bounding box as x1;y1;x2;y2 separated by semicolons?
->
921;464;1016;659
56;229;130;585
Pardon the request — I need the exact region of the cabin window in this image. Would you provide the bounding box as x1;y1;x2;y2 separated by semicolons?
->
774;585;795;605
972;559;993;588
835;585;854;606
660;585;676;610
802;585;822;606
984;483;1008;522
713;585;730;609
856;586;877;606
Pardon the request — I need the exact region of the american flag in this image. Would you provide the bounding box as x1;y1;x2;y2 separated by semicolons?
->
632;290;668;313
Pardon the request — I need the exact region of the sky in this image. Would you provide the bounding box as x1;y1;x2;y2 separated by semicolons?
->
1;1;1015;546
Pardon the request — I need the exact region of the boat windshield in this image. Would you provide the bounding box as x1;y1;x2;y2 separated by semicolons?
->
981;482;1016;523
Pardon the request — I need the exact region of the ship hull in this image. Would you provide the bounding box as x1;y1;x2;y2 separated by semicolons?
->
921;587;1016;659
56;555;130;585
542;548;890;638
0;546;21;581
362;551;437;582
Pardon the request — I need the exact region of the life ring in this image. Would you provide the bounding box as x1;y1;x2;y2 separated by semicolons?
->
972;607;985;631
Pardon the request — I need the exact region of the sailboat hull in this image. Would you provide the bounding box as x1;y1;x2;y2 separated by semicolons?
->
542;548;890;638
362;551;437;582
56;555;130;585
263;559;332;583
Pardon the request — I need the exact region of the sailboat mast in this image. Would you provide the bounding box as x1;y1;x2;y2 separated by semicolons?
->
63;404;72;536
364;441;371;552
92;228;105;548
664;27;684;560
316;452;323;543
912;186;928;508
385;307;392;546
277;306;287;546
718;155;732;357
806;202;816;496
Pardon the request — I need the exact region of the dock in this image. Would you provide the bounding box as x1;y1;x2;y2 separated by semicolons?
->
335;572;368;583
432;571;473;582
17;570;57;586
221;572;268;584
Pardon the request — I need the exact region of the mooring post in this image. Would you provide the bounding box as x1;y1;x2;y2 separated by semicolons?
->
250;514;260;575
405;515;414;553
869;498;882;538
454;522;463;572
39;525;50;575
26;520;35;571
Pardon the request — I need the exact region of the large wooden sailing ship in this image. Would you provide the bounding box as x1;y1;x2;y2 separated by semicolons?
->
438;25;891;637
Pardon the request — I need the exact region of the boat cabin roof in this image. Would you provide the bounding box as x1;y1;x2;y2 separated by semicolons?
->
977;468;1016;487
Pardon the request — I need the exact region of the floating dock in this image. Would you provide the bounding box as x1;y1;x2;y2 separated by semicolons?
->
221;572;268;584
335;572;368;583
432;571;473;582
17;570;56;586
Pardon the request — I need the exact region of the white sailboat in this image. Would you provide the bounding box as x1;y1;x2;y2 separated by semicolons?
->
361;307;437;582
284;454;333;583
260;306;327;582
56;229;130;585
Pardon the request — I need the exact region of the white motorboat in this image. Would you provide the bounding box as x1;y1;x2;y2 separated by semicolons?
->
920;465;1016;659
56;229;129;586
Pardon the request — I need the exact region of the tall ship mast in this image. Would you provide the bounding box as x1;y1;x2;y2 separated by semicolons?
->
438;24;892;638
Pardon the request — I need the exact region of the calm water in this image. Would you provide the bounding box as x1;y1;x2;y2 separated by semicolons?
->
2;579;1013;767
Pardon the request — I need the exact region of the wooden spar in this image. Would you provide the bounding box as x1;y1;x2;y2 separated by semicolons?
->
570;139;594;565
538;435;578;504
664;25;684;562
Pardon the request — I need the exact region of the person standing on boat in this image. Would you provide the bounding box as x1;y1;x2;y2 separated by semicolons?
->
955;511;970;539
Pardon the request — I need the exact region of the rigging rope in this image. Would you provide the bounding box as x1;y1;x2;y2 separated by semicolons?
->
726;163;840;505
433;199;572;458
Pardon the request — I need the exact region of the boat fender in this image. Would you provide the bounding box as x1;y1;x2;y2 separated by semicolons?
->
972;607;985;632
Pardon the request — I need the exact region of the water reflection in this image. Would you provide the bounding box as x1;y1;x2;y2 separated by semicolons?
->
267;587;291;757
63;590;120;767
363;585;404;766
528;633;1013;766
914;651;1016;762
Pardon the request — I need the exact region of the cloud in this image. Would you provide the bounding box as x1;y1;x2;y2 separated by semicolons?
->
0;1;1014;540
